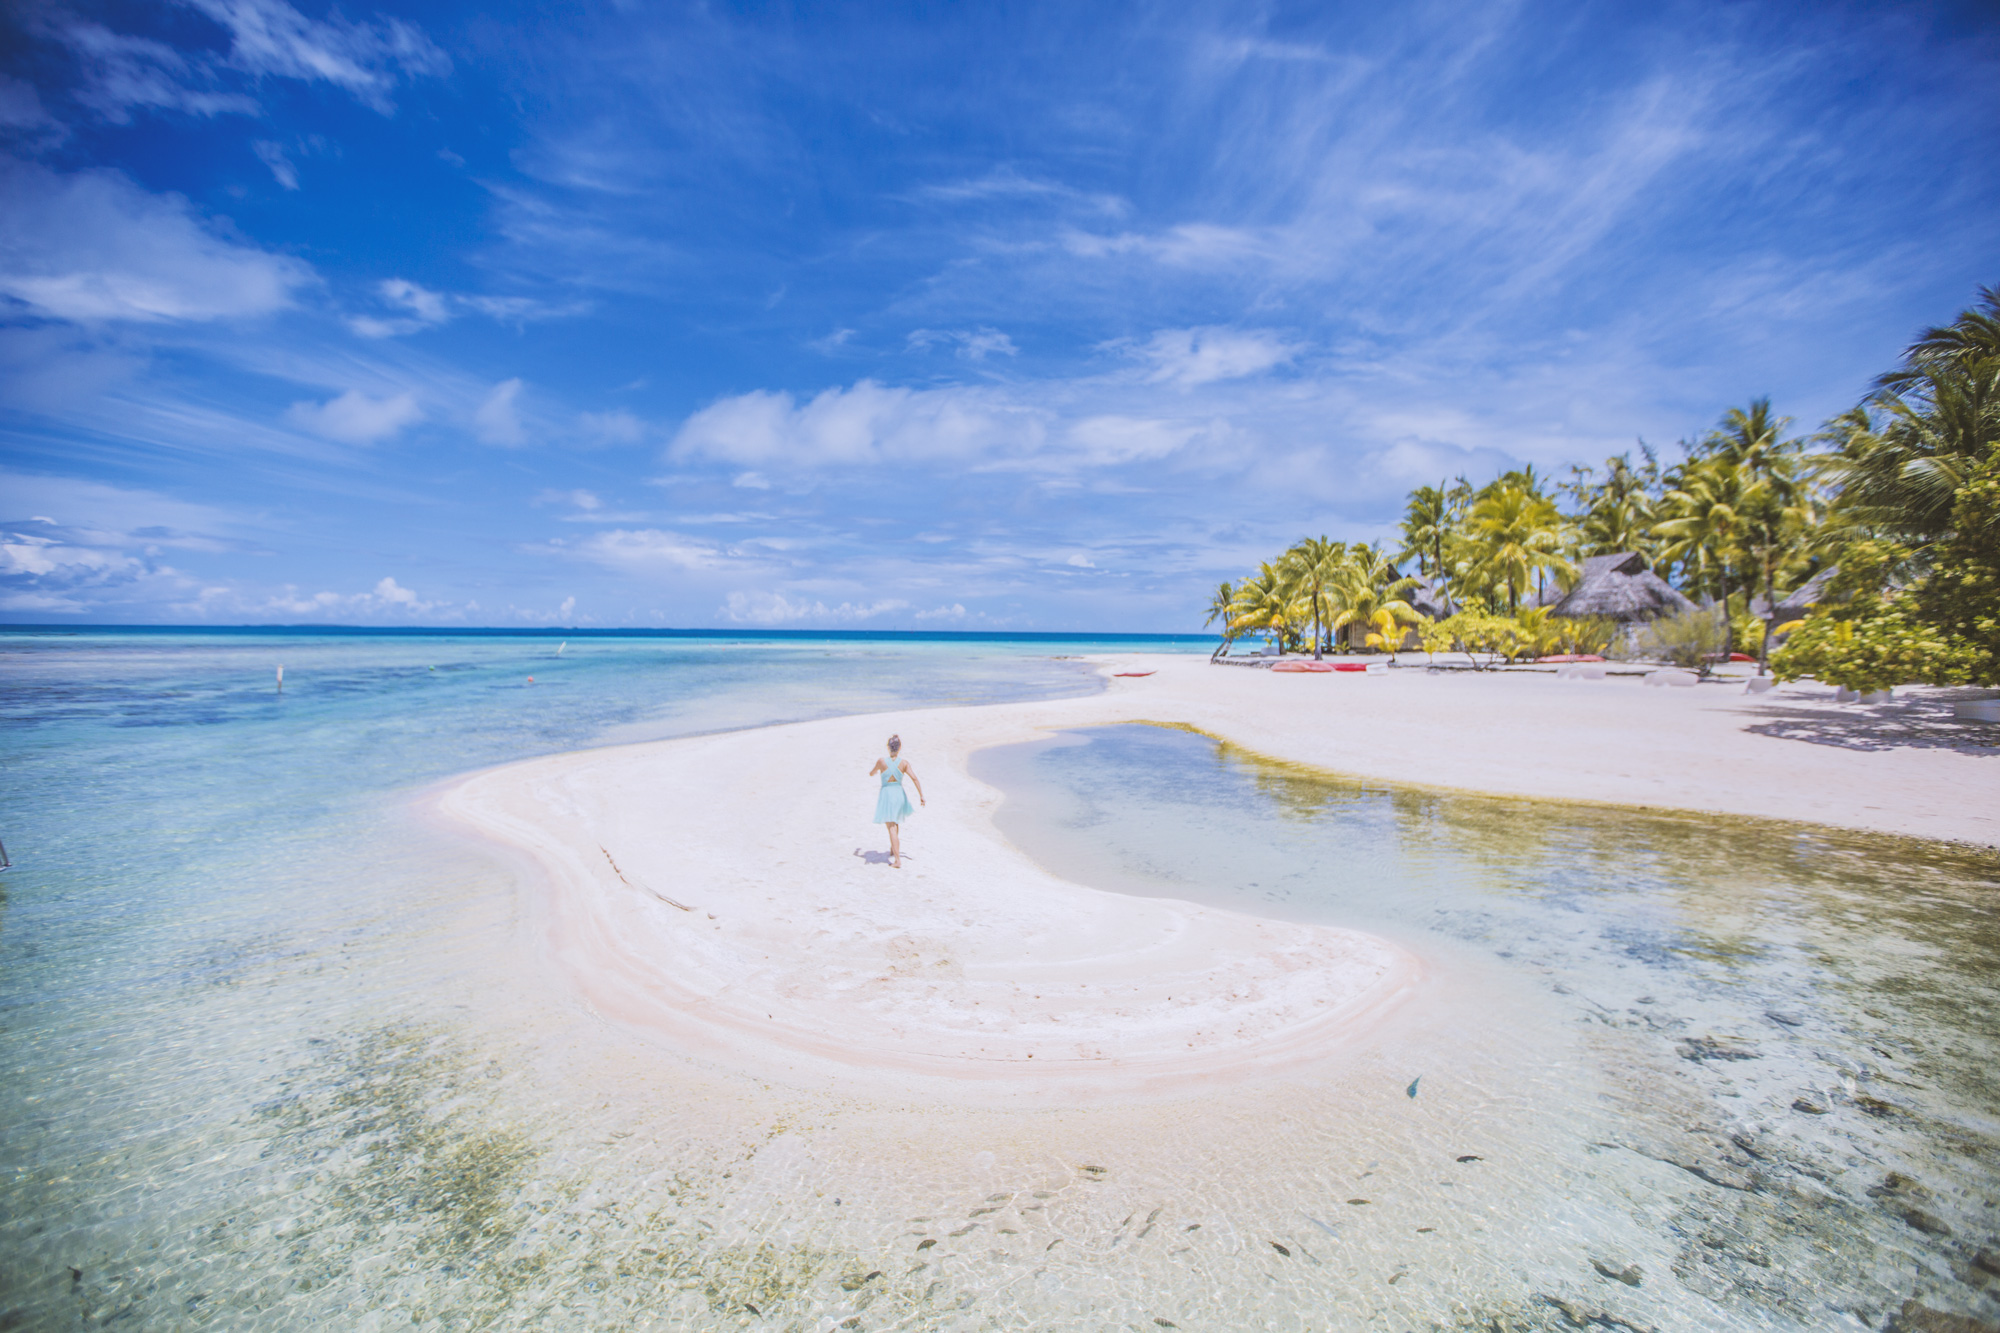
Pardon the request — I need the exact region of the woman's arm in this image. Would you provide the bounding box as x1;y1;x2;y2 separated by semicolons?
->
868;759;886;775
903;762;926;805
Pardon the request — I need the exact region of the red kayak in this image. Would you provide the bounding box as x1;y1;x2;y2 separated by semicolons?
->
1113;671;1155;677
1270;660;1334;673
1537;653;1605;663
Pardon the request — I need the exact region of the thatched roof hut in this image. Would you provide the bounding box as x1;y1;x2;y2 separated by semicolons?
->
1403;574;1456;620
1549;552;1697;622
1752;566;1838;622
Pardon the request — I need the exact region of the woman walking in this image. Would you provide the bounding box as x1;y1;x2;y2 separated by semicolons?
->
868;734;926;869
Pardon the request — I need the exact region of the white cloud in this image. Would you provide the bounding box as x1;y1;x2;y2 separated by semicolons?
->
474;378;526;445
285;389;422;444
252;139;298;189
0;529;133;580
348;280;585;338
0;477;248;613
563;528;733;573
371;575;418;606
59;22;260;122
0;469;243;538
914;167;1127;217
670;380;1046;468
0;159;311;323
1064;415;1201;466
186;0;450;113
1060;223;1274;268
261;574;448;619
1131;327;1298;386
51;0;445;122
348;277;450;336
722;591;909;625
908;327;1018;361
380;278;450;325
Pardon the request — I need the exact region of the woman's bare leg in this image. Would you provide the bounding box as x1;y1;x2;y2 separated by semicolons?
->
887;821;901;868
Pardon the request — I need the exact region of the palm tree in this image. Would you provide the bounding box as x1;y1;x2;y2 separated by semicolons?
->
1824;351;1999;556
1570;452;1659;558
1328;544;1422;651
1347;596;1426;657
1702;399;1818;671
1203;580;1238;660
1875;282;2000;395
1654;455;1745;659
1395;484;1454;585
1737;464;1817;670
1463;486;1574;613
1281;536;1347;659
1227;562;1301;653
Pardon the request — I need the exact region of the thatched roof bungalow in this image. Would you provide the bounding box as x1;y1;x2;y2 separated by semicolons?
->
1549;552;1698;622
1751;565;1838;623
1402;574;1456;620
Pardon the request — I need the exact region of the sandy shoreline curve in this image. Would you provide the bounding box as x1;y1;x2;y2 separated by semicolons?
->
438;695;1422;1103
436;652;1994;1101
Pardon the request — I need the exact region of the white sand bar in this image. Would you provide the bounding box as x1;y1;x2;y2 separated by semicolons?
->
439;654;1996;1101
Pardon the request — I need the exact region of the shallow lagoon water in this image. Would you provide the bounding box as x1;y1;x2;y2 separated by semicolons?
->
3;635;1997;1331
0;630;1150;1328
973;724;2000;1331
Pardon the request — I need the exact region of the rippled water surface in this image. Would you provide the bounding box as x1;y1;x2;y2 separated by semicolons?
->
973;724;2000;1332
0;629;1172;1329
4;634;1995;1332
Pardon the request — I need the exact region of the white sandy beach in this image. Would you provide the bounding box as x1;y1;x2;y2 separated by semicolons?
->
438;655;1998;1104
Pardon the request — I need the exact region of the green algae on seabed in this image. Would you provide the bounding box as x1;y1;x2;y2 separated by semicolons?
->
255;1026;979;1331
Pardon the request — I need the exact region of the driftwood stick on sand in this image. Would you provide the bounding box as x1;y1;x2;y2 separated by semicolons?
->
601;844;694;911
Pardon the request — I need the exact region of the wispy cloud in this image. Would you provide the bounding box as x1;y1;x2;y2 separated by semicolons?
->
912;166;1127;217
1124;327;1297;386
4;0;1993;628
473;378;527;446
721;590;910;625
252;139;299;189
669;381;1050;469
347;279;586;338
285;388;422;444
50;0;450;122
0;159;310;322
907;327;1018;361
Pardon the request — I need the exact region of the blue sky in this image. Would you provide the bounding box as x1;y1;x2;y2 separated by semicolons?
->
2;0;1995;629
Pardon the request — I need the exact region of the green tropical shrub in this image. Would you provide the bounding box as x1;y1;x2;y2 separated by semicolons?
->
1635;608;1726;672
1771;601;1979;692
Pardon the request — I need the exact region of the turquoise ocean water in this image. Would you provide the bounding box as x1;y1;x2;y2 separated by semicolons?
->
2;628;1994;1331
0;628;1197;1328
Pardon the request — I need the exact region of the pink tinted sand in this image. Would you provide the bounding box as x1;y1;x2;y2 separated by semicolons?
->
438;655;1995;1101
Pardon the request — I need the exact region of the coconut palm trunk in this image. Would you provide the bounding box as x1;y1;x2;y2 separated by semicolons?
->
1759;558;1779;675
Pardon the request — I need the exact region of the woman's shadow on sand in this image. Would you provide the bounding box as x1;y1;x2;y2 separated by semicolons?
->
852;849;914;866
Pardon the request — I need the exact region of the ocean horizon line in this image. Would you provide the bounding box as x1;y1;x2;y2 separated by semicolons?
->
0;623;1214;642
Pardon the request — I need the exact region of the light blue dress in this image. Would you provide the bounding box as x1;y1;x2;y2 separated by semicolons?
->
873;756;915;824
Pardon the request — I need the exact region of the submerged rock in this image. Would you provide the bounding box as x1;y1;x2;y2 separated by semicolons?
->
1591;1257;1644;1286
